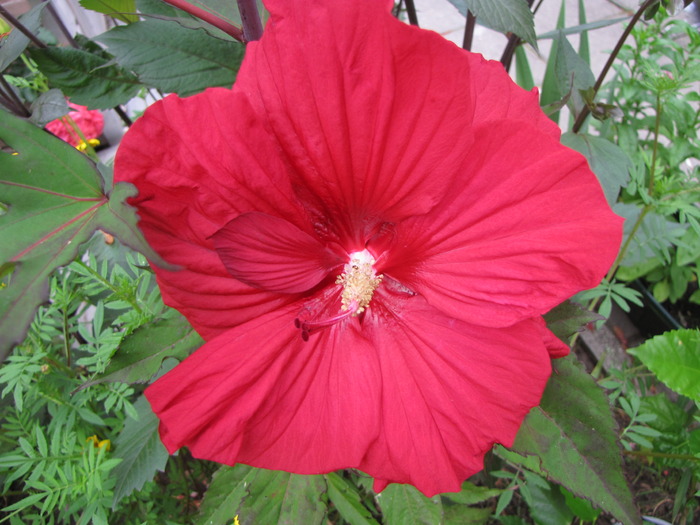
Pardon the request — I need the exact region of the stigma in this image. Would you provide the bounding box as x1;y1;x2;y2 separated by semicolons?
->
295;250;382;340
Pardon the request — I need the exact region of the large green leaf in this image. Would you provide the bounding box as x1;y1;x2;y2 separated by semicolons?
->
553;32;595;117
628;329;700;401
79;0;138;23
97;18;245;97
28;88;70;127
445;0;536;47
29;46;142;109
0;110;166;362
511;356;640;524
561;133;631;205
78;311;203;389
0;2;48;72
197;465;327;525
111;396;169;507
540;0;566;124
376;484;443;525
325;472;380;525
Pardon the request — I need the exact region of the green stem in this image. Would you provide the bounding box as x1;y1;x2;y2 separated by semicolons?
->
605;205;652;282
648;92;662;196
159;0;244;42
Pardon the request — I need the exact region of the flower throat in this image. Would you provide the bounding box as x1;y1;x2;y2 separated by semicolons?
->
295;250;382;340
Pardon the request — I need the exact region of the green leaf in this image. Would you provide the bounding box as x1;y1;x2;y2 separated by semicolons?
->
521;471;573;525
443;504;492;525
29;46;142;109
111;396;169;507
511;356;641;525
198;465;326;525
628;329;700;401
445;0;536;47
79;0;138;23
537;17;628;40
0;2;48;72
0;110;167;361
325;472;380;525
441;481;502;506
553;32;595;116
377;484;443;525
97;18;245;97
514;46;534;91
544;300;603;343
78;312;203;389
540;0;566;124
561;133;631;205
28;88;69;127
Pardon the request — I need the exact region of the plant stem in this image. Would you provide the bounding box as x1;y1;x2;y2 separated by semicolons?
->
237;0;264;42
572;0;657;133
605;205;651;282
462;11;475;51
648;92;662;196
404;0;419;26
159;0;244;42
0;76;30;117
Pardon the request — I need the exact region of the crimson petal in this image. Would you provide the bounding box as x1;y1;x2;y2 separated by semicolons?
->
213;212;342;293
382;120;623;328
146;291;550;497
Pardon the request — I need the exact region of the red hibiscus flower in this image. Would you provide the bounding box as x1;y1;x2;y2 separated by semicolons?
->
114;0;622;496
46;102;104;149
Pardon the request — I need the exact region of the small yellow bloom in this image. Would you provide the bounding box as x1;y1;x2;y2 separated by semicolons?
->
86;435;111;451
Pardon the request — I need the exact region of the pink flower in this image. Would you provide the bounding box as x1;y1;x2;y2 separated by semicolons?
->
45;102;104;148
114;0;622;496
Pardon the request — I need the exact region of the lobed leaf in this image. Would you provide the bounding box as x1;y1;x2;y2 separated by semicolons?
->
511;355;641;525
0;110;166;362
628;329;700;401
97;18;245;97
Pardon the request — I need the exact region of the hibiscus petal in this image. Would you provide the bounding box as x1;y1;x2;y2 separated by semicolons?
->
235;0;559;237
146;303;383;471
114;89;311;337
362;291;551;496
146;290;550;497
382;120;623;328
213;211;342;293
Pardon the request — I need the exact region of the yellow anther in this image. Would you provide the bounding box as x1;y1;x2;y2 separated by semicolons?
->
336;251;382;315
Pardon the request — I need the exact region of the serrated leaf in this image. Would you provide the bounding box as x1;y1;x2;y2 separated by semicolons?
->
79;312;203;389
79;0;138;23
0;110;168;361
29;46;142;109
628;329;700;401
325;472;380;525
111;396;169;507
28;89;70;127
97;18;245;97
511;355;641;525
561;133;631;205
198;465;326;525
0;2;48;72
445;0;536;47
544;300;603;343
377;484;443;525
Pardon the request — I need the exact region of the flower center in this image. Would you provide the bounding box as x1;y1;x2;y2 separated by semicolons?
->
295;250;382;340
336;250;383;315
